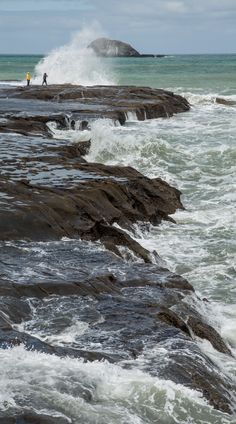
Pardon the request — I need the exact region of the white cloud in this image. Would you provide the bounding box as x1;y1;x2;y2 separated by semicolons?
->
165;1;187;13
0;0;236;53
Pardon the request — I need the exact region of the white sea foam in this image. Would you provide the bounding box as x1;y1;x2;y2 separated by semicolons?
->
36;319;89;346
32;27;116;86
1;345;231;423
77;97;236;390
125;111;138;121
0;81;23;87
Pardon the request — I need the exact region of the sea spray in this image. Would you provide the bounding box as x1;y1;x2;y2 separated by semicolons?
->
33;27;116;85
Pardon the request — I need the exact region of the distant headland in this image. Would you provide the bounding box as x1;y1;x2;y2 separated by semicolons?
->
88;37;165;58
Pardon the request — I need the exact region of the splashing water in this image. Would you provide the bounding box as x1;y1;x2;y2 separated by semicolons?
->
33;27;116;86
0;345;232;424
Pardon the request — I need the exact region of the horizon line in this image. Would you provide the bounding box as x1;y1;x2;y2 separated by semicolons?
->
0;52;236;56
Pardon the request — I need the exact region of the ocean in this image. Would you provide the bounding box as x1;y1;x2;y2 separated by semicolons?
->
0;51;236;423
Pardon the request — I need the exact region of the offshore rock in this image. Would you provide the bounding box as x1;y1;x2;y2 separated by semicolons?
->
88;37;141;57
88;37;165;58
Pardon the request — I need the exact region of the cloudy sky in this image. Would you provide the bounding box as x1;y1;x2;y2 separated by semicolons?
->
0;0;236;54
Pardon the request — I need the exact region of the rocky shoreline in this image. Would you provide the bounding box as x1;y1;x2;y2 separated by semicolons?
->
0;85;189;136
0;85;235;422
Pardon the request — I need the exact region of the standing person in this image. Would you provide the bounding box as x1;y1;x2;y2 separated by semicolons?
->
26;72;30;86
42;73;48;86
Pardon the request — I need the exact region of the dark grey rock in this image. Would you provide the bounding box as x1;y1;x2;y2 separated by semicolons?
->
88;37;165;58
88;37;140;57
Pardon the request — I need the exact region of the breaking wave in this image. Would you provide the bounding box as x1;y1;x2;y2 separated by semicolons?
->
33;27;116;86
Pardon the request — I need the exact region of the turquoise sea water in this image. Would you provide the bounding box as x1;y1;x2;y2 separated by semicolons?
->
0;53;236;423
0;54;42;81
0;53;236;94
111;54;236;95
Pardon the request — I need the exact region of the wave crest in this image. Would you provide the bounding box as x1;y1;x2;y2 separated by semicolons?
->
33;28;116;86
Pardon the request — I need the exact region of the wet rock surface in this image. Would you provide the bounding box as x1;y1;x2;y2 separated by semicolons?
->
0;129;183;260
0;85;190;137
188;316;232;356
0;244;235;415
0;85;235;417
215;97;236;106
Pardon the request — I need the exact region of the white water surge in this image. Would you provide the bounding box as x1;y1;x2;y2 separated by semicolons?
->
0;345;233;424
33;28;116;86
49;92;236;396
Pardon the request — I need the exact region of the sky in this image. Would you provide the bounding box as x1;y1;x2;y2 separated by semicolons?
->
0;0;236;54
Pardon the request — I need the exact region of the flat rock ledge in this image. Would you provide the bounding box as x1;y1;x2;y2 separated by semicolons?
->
0;85;190;137
0;162;183;263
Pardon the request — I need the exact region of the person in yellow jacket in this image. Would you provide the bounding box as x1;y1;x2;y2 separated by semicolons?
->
26;72;31;86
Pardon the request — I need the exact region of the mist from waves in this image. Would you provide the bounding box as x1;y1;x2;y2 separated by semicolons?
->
33;26;116;86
